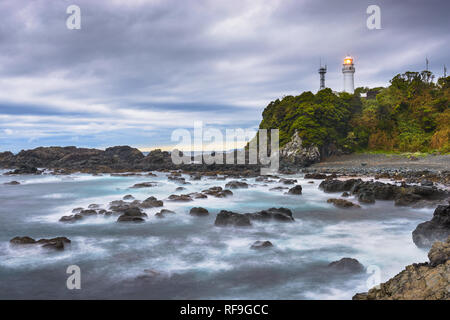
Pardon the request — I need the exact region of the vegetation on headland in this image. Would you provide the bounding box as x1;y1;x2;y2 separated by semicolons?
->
259;71;450;154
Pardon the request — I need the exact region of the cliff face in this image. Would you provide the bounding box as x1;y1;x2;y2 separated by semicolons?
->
353;236;450;300
280;131;321;167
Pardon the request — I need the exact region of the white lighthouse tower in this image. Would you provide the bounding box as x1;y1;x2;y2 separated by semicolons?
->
342;55;355;93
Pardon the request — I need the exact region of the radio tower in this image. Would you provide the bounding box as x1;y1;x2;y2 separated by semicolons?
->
318;59;327;90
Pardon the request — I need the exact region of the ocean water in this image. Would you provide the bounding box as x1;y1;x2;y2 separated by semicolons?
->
0;170;432;299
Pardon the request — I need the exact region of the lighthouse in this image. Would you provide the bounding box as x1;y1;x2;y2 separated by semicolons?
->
342;55;355;93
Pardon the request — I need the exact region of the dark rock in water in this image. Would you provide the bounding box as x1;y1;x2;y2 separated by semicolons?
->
319;179;362;193
72;207;83;213
190;174;202;181
117;207;147;222
79;209;98;216
202;186;233;198
250;240;273;250
328;258;365;273
37;237;71;250
225;180;249;189
279;178;297;185
176;186;186;191
412;205;450;248
130;182;158;188
421;180;434;187
123;194;134;200
4;181;20;185
269;186;288;191
140;196;163;208
10;236;71;250
88;204;101;209
59;214;83;223
5;165;41;175
109;200;135;212
246;208;294;222
10;236;36;245
288;185;302;195
341;192;350;197
327;198;361;209
304;173;327;179
167;194;193;202
358;191;375;204
394;193;423;206
117;216;145;223
215;210;252;227
155;209;175;218
189;207;209;216
187;192;207;199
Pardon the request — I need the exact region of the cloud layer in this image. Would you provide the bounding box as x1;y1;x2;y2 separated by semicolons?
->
0;0;448;152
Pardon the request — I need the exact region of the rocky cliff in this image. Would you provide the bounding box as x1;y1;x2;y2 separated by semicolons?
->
280;131;321;167
353;236;450;300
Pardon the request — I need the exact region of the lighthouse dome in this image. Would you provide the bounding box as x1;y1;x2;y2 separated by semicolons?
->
344;56;353;65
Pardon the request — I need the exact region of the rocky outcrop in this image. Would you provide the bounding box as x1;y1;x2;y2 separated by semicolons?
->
10;236;71;250
246;207;295;222
353;237;450;300
319;179;448;206
280;132;320;167
412;205;450;248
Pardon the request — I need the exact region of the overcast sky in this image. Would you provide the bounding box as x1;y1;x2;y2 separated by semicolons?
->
0;0;448;152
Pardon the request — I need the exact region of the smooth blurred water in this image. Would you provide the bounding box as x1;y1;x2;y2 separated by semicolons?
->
0;170;432;299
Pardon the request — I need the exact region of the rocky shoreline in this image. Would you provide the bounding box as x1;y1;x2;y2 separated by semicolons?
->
2;145;450;300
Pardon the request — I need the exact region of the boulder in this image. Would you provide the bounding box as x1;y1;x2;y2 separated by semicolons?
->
202;186;233;198
155;209;175;218
167;194;193;202
246;208;294;222
358;190;376;204
117;207;147;223
412;205;450;248
4;181;20;185
304;173;328;179
327;198;361;209
214;210;252;227
10;236;71;250
319;179;362;193
130;182;158;188
140;196;163;208
225;180;249;189
250;240;273;250
288;185;302;195
279;178;297;185
123;194;134;200
59;214;83;223
327;258;365;273
189;207;209;216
